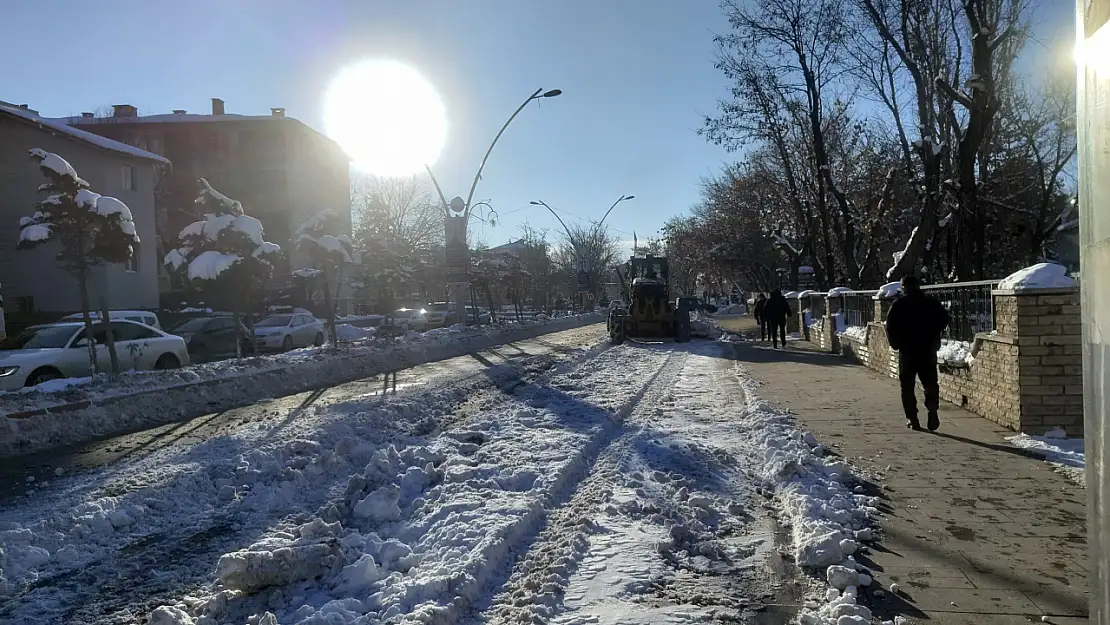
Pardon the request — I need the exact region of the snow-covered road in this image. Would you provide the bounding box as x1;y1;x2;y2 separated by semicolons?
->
1;332;880;625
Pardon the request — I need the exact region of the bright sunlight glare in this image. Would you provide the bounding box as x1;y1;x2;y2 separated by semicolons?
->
323;59;447;177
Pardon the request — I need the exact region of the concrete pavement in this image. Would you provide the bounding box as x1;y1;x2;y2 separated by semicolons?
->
719;316;1089;624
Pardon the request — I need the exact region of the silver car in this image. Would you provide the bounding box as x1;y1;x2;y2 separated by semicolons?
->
0;321;190;390
252;313;325;352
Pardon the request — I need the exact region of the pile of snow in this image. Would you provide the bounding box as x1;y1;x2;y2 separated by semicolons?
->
1009;428;1086;486
937;339;974;364
831;312;845;333
732;366;880;625
805;310;817;328
875;282;901;299
839;326;869;342
335;324;374;341
827;287;853;297
0;313;606;457
997;262;1077;291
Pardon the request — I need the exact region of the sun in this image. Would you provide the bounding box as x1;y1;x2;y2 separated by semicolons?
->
323;59;447;177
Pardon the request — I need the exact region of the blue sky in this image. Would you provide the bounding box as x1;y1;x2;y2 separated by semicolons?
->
1;1;1073;253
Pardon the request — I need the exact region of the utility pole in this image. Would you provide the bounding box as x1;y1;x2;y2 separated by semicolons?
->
425;87;562;325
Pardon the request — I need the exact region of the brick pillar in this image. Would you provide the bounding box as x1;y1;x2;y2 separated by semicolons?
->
874;296;894;321
826;296;841;353
1002;288;1084;435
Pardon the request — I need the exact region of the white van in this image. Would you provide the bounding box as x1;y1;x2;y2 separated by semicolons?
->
60;310;162;330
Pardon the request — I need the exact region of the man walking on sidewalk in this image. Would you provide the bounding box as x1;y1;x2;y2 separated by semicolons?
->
885;275;950;431
762;289;791;349
753;293;768;341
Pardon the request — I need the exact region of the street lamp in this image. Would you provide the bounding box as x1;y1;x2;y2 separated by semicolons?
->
531;195;635;311
424;87;561;321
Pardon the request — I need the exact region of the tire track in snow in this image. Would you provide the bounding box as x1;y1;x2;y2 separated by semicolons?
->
480;345;688;625
481;342;790;625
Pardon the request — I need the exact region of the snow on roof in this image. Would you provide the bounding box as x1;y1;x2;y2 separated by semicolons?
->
2;103;170;165
827;286;853;297
997;262;1077;291
875;281;902;299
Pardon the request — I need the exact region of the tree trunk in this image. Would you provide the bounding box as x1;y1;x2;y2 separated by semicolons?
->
99;295;120;375
76;263;99;375
233;309;243;359
323;264;337;348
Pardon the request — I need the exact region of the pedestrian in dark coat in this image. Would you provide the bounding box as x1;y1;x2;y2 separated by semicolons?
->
753;294;768;341
762;289;792;349
885;275;951;431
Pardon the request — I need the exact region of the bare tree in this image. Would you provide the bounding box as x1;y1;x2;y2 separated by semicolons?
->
351;174;443;252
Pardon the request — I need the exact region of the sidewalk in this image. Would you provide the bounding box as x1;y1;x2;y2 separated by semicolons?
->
736;338;1089;624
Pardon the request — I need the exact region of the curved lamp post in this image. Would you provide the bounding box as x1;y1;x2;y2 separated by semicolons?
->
530;195;635;310
423;87;561;320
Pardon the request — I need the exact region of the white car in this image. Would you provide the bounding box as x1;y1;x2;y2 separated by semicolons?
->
421;302;459;328
0;321;190;391
60;309;162;330
393;308;428;332
252;313;325;352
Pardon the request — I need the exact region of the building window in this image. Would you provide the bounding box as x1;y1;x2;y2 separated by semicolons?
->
121;165;136;191
125;243;139;273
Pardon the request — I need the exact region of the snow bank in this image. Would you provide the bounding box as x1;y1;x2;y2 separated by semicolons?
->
937;339;973;364
0;313;604;457
335;324;374;341
1009;429;1086;486
732;366;880;624
839;326;868;342
998;262;1077;291
875;282;901;299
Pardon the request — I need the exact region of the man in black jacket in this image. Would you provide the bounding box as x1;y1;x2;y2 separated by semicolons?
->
762;289;792;349
885;275;951;431
753;293;768;341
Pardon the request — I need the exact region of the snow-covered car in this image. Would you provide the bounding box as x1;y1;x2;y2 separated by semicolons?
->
60;309;162;330
252;313;325;352
0;321;190;390
393;308;428;332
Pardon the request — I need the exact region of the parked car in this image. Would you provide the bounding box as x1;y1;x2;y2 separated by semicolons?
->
252;313;325;352
60;310;162;330
421;302;459;328
171;315;251;363
608;300;626;311
463;307;492;325
0;321;190;390
393;308;428;332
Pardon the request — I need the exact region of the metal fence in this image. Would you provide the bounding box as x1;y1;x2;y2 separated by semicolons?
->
922;280;999;343
808;293;827;318
840;291;877;328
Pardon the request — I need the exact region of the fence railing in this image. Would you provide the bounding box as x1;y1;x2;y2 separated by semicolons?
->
922;280;1000;343
840;291;877;328
808;293;827;318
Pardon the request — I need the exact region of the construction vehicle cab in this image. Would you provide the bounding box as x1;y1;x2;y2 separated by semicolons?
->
608;253;694;344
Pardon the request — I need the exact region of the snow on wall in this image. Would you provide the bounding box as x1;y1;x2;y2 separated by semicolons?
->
997;262;1077;291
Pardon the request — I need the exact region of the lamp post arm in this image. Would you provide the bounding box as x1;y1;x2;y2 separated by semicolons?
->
463;87;545;221
596;196;626;233
424;164;451;216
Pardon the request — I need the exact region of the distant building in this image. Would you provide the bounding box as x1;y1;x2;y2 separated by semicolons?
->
0;101;169;322
58;99;351;289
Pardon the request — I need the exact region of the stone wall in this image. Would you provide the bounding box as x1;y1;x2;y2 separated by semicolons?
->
813;287;1082;435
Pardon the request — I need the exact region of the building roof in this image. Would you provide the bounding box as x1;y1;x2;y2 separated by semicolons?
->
55;111;349;159
0;102;171;165
487;239;528;255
